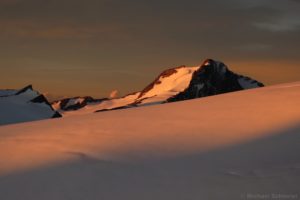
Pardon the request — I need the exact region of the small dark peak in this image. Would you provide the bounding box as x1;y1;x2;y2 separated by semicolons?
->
53;96;107;111
52;112;62;118
15;85;33;95
84;96;94;102
84;96;107;103
30;95;52;107
58;97;84;111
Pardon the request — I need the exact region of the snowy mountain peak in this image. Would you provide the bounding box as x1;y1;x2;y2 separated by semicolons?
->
15;84;34;95
0;85;61;125
201;59;228;76
168;59;264;102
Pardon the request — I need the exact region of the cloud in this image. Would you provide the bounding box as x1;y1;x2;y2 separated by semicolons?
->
249;0;300;32
109;90;118;99
254;20;300;32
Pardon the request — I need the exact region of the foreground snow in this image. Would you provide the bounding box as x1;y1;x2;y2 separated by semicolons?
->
0;82;299;200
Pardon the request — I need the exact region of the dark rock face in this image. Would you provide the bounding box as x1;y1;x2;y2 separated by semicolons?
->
15;85;33;95
31;95;62;118
52;112;62;118
31;95;52;107
54;97;107;111
95;105;131;113
168;59;264;102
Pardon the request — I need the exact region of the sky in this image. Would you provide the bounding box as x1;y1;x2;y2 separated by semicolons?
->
0;0;299;100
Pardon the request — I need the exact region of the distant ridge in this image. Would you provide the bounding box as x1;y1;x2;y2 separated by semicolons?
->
0;59;265;122
52;59;264;115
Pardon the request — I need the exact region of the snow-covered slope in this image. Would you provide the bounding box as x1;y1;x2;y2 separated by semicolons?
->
56;59;263;116
134;65;199;105
0;82;299;200
0;89;17;97
0;85;61;125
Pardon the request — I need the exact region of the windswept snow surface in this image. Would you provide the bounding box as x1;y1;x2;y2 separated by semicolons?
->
0;82;300;200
